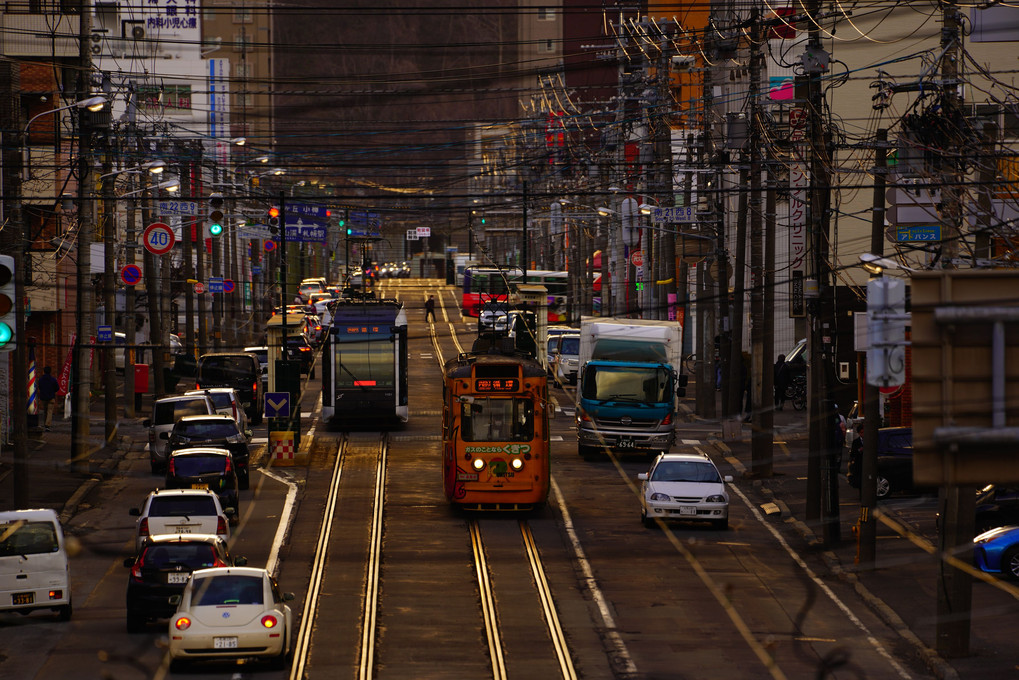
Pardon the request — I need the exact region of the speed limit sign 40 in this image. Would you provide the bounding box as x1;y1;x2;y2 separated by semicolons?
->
143;222;175;255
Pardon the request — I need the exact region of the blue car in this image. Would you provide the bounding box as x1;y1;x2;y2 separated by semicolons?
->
973;526;1019;579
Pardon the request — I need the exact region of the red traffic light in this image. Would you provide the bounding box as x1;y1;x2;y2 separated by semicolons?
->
268;206;280;219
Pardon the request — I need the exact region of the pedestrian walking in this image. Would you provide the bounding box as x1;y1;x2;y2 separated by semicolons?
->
774;353;789;410
425;295;436;322
37;365;60;431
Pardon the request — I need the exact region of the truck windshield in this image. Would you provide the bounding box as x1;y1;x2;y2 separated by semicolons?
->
581;366;671;403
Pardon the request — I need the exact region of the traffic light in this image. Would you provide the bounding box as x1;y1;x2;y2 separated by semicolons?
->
0;255;16;352
267;206;281;239
337;209;346;229
208;193;225;237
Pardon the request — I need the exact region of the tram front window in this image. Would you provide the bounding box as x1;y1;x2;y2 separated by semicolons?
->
461;398;533;442
335;340;394;387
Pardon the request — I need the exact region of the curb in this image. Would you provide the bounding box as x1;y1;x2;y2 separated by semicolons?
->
709;436;958;680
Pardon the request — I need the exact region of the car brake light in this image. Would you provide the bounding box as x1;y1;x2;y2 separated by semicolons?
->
131;553;144;580
167;457;175;476
261;615;278;628
138;517;149;537
196;383;200;390
175;616;191;630
224;457;233;473
217;517;228;535
662;412;672;426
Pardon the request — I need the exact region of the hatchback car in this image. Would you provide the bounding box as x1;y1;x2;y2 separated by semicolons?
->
143;394;217;474
166;447;240;519
168;567;295;671
185;388;249;436
284;335;314;374
129;489;232;554
166;415;251;489
973;526;1019;579
0;509;72;621
553;332;581;386
638;452;733;529
124;534;245;632
196;352;264;425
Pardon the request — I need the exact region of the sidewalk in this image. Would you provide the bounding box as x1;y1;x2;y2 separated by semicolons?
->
687;393;1016;679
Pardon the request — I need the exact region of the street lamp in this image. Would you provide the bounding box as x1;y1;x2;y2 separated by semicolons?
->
118;177;181;197
859;252;916;275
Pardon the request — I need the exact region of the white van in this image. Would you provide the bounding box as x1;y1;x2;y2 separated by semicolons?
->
0;509;72;620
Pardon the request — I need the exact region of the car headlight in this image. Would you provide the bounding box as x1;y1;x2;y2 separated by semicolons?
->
511;458;524;471
706;494;727;503
649;492;671;502
472;458;486;471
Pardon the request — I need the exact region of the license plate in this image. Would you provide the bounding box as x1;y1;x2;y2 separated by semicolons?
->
679;506;697;516
617;438;636;449
191;483;209;490
214;637;238;649
167;573;189;584
12;592;34;605
172;526;193;534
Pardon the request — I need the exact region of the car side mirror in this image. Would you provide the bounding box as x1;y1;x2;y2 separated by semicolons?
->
244;429;253;439
637;472;648;481
159;432;169;440
282;592;296;602
233;556;248;567
723;475;734;483
168;594;182;606
129;508;141;516
142;419;152;428
223;507;236;517
123;557;135;567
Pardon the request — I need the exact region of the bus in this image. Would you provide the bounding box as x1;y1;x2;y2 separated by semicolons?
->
442;350;550;511
461;266;570;323
322;298;409;429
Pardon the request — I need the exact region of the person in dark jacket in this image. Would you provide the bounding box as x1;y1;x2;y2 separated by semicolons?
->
38;365;60;430
774;354;789;410
424;295;436;322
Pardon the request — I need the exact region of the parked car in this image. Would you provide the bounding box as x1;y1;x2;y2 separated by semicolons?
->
546;326;574;377
143;394;217;474
196;352;264;425
184;387;249;436
167;567;295;671
847;426;914;498
973;526;1019;579
974;485;1019;533
0;509;72;620
243;345;270;393
285;334;315;374
165;447;240;520
166;415;251;489
124;534;245;632
129;489;232;554
638;451;733;529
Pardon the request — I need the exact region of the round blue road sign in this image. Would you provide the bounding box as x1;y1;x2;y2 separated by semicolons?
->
121;264;142;286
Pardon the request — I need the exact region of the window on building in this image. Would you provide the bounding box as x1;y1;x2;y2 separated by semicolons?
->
233;33;252;53
538;7;555;21
538;39;556;54
233;7;252;24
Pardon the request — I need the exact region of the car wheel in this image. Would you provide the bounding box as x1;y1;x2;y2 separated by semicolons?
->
168;657;188;673
57;599;72;622
268;643;289;671
150;461;162;475
712;517;729;530
1003;547;1019;580
641;508;655;529
875;475;891;499
126;611;145;633
578;445;598;459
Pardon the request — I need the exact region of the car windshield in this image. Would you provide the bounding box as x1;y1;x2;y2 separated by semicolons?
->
178;422;239;439
192;575;264;606
154;399;209;425
172;454;229;477
559;336;580;354
651;461;721;483
142;543;218;570
148;496;218;517
0;521;59;556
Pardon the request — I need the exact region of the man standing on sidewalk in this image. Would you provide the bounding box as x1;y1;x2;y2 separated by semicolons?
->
37;366;60;431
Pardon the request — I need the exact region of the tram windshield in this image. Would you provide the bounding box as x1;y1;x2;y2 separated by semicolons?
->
334;339;395;388
460;397;533;442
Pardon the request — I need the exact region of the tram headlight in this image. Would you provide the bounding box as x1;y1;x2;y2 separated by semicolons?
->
510;458;524;471
472;457;486;471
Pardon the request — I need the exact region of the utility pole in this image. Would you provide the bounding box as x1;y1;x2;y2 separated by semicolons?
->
123;94;138;418
700;17;723;419
142;183;166;397
101;140;117;444
653;21;677;322
211;166;223;351
182;147;197;364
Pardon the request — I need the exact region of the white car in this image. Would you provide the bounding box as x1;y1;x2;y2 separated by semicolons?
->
129;489;232;553
638;452;733;530
168;566;295;671
553;331;581;386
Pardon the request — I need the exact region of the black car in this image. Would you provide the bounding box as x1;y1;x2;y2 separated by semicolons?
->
166;415;251;489
123;534;245;632
847;426;913;498
165;447;240;519
196;352;265;424
974;486;1019;533
285;335;314;374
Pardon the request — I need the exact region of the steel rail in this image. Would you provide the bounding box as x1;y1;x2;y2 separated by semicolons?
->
520;520;578;680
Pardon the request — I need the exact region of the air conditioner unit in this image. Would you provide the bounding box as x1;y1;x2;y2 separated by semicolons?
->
132;25;145;40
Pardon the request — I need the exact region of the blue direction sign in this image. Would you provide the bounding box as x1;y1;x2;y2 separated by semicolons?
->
285;222;328;243
208;276;225;293
896;225;941;242
286;202;329;220
97;325;113;342
264;392;291;418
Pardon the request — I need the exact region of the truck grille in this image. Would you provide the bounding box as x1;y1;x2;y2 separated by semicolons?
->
594;416;659;428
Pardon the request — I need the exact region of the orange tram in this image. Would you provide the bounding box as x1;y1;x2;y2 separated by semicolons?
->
442;350;550;511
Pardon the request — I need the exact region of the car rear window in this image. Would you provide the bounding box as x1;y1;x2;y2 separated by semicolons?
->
154;398;209;425
206;393;233;410
148;496;218;517
0;521;59;556
142;543;218;570
172;454;229;477
179;422;239;438
200;357;255;381
193;575;264;606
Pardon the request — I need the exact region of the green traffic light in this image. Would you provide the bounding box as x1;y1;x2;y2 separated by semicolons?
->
0;322;11;347
210;223;224;236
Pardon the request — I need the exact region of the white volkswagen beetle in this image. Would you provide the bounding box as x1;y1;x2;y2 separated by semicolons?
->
167;566;295;671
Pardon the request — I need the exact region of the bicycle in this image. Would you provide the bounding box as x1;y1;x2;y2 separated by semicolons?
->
785;374;807;411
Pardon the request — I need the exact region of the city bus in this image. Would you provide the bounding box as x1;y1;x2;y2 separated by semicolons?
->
442;350;550;510
322;298;409;429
